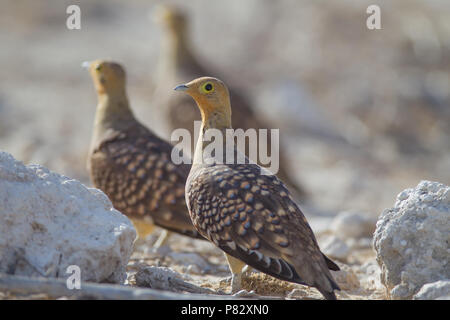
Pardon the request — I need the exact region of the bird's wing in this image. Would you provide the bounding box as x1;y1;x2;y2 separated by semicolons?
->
89;125;203;240
187;163;337;285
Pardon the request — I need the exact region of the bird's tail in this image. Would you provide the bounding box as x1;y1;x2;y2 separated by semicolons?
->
316;272;340;300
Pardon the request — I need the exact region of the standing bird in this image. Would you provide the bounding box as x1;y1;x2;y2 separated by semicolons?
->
85;60;204;246
153;5;306;200
174;77;340;300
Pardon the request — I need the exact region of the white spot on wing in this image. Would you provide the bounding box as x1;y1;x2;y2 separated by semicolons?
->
227;241;236;250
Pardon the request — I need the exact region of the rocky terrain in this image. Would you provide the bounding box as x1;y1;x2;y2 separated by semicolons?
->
0;151;136;284
1;149;448;300
0;0;449;300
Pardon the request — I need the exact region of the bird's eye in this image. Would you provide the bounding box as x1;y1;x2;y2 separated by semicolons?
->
95;64;102;71
201;82;214;93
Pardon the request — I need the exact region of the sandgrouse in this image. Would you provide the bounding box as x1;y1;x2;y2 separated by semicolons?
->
174;77;340;300
85;60;204;246
153;5;306;200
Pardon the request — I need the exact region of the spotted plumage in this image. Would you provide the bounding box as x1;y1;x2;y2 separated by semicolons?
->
187;163;339;290
86;60;204;241
175;76;340;300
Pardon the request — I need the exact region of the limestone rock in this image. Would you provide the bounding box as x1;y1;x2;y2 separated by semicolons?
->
413;280;450;300
373;180;449;299
321;235;350;261
0;151;136;283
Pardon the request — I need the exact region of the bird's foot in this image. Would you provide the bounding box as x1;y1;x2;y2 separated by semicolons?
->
219;276;232;286
219;273;245;293
230;272;243;294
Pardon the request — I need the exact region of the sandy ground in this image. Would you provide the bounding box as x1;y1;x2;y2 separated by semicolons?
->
123;229;386;300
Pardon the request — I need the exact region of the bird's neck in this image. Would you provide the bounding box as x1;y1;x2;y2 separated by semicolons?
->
194;96;233;131
193;116;235;166
93;91;135;136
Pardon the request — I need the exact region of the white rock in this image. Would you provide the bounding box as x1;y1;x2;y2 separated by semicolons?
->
373;180;450;299
330;211;376;239
413;280;450;300
0;151;136;283
320;235;350;261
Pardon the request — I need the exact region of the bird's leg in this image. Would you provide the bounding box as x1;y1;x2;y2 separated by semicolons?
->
132;218;156;239
224;254;247;293
131;218;172;249
153;229;171;248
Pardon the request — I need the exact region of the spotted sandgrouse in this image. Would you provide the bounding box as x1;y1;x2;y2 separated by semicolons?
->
175;77;340;300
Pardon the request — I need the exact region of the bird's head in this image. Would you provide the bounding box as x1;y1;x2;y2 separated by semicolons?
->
174;77;232;129
153;4;187;35
83;60;126;95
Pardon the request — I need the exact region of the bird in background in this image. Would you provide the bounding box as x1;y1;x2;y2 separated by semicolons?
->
174;77;340;300
152;4;306;201
84;59;205;247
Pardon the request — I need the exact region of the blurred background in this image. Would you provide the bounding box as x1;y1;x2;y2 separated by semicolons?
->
0;0;449;222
